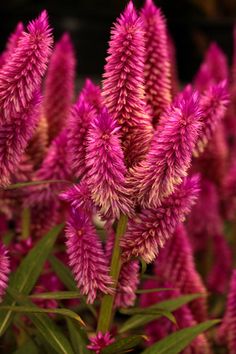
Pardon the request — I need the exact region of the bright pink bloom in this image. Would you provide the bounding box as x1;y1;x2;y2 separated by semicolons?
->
67;95;96;179
121;175;200;263
0;22;24;67
43;33;75;142
80;79;103;113
60;181;93;215
65;209;113;303
130;87;202;208
0;243;10;302
155;224;208;322
141;0;172;123
102;1;153;166
86;108;132;219
87;332;114;354
194;43;228;92
218;270;236;353
193;81;229;156
0;11;53;121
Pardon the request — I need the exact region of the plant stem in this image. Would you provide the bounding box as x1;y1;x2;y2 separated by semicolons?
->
97;214;128;333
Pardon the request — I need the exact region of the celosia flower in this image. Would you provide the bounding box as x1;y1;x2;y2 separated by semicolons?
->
67;95;96;179
106;230;139;307
130;87;202;208
121;175;200;263
194;42;228;92
155;224;208;322
60;181;93;215
80;79;103;113
0;243;10;302
218;270;236;353
0;92;41;186
0;10;53;121
86;107;133;219
141;0;172;123
0;22;24;67
193;81;229;156
102;1;153;166
222;159;236;220
43;33;75;142
87;332;114;353
65;208;113;303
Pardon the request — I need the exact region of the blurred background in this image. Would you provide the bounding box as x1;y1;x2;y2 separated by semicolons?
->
0;0;236;83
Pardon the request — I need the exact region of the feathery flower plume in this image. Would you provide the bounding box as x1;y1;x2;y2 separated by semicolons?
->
0;22;24;67
0;243;10;302
155;224;208;322
0;11;53;121
193;81;229;156
65;208;113;303
194;43;228;92
121;175;200;263
87;332;114;353
80;79;104;113
86;107;132;219
130;87;202;208
141;0;172;123
222;160;236;220
102;1;153;166
0;92;41;186
43;33;75;142
60;181;93;215
67;95;96;179
218;270;236;353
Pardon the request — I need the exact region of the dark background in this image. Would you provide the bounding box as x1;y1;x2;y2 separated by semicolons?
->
0;0;236;83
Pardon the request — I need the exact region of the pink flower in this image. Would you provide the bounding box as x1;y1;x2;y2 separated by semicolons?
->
87;332;114;353
67;94;96;179
60;181;93;215
65;209;113;303
102;1;153;166
80;79;103;113
141;0;172;123
121;175;200;263
0;10;53;121
86;107;133;219
0;243;10;302
43;33;75;142
0;22;24;67
130;87;202;208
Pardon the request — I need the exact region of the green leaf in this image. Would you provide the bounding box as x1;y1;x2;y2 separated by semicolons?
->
136;288;174;294
140;259;147;276
0;305;85;326
101;335;147;354
140;320;220;354
119;294;203;333
13;340;40;354
6;180;71;190
30;291;81;300
21;208;31;239
66;319;90;354
0;224;63;336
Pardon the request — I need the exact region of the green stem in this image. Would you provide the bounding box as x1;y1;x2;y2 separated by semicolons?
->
97;214;128;333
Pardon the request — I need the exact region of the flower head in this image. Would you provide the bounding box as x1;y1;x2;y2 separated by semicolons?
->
0;243;10;302
87;332;114;354
80;79;103;113
60;181;93;215
103;1;153;166
65;209;113;303
121;175;200;263
86;107;133;219
0;22;24;67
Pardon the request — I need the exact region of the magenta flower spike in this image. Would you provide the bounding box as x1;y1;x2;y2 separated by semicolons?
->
60;181;93;215
193;81;229;156
219;270;236;353
130;87;202;208
155;224;208;322
65;209;113;304
87;332;115;353
194;42;228;92
0;243;10;302
121;175;200;263
80;79;104;113
86;107;133;219
0;22;24;68
43;33;75;142
0;11;53;121
102;1;153;167
67;94;96;179
141;0;172;123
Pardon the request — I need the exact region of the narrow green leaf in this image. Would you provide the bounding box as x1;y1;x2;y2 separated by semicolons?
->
30;291;81;300
140;259;147;276
136;288;174;294
21;208;31;239
101;335;147;354
119;294;203;333
13;340;40;354
140;320;220;354
67;319;90;354
6;180;71;190
0;305;85;326
0;224;63;336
